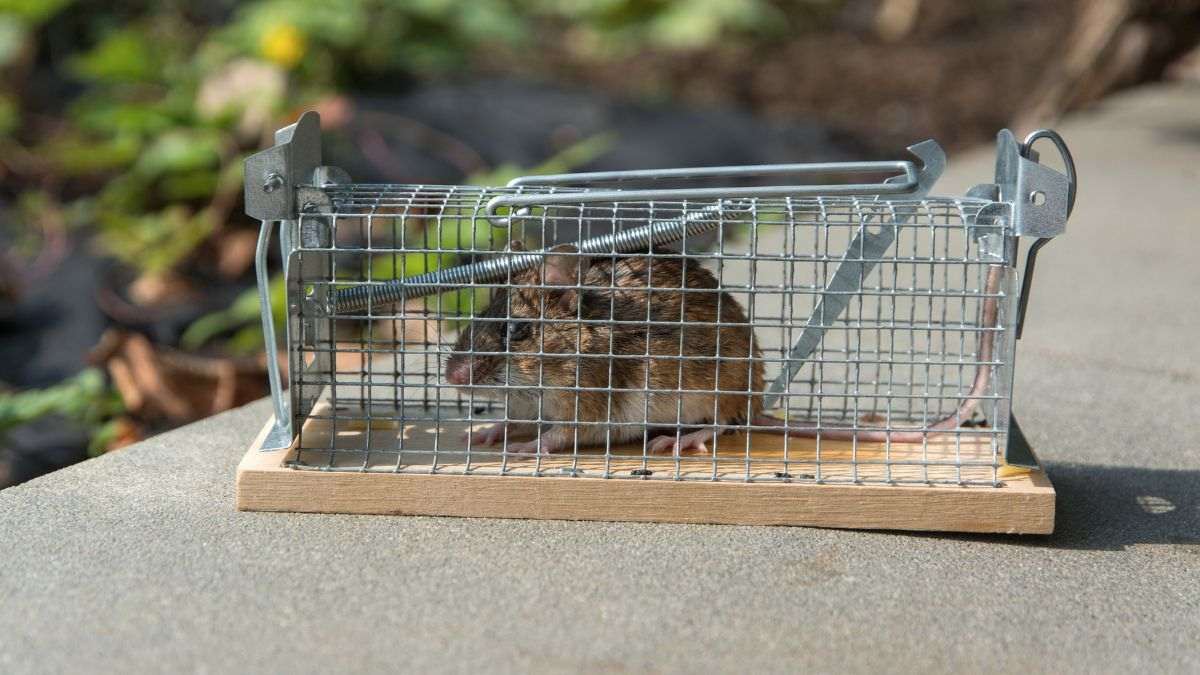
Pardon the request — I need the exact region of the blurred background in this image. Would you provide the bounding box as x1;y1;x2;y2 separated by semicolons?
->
1;0;1198;489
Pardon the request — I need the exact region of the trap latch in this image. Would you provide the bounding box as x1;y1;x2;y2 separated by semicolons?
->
244;111;346;450
997;128;1078;339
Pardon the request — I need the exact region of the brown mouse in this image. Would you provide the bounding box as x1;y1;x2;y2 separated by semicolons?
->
444;242;764;455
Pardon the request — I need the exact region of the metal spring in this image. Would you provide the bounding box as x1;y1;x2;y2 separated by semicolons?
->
331;200;742;313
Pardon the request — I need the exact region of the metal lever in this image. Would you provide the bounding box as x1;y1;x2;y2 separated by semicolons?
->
762;140;946;410
485;160;920;226
336;146;941;312
1015;129;1077;339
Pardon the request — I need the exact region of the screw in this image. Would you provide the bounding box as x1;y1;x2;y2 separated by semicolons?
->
262;172;284;193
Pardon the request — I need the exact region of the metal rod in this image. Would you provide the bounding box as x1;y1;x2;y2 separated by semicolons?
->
256;219;288;429
507;161;917;186
332;201;740;313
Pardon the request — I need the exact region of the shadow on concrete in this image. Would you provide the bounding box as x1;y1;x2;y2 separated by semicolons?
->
931;463;1200;550
1156;122;1200;146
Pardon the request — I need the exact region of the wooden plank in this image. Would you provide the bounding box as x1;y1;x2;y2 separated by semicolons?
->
237;419;1055;534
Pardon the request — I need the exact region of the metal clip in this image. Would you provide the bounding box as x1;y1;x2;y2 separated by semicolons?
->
1012;129;1077;338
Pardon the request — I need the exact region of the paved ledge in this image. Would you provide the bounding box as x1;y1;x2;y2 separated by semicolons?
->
3;84;1199;673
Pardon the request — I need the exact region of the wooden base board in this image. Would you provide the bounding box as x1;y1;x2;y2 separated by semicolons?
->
236;418;1055;534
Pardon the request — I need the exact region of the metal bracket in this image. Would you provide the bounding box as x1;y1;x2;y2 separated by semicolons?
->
244;111;323;221
1004;413;1039;469
994;129;1071;238
996;129;1077;339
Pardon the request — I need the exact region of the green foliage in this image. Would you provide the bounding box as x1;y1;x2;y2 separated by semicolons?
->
467;132;616;187
6;0;799;359
134;129;225;177
0;368;124;454
0;0;75;25
181;275;287;354
0;93;17;136
96;206;214;276
4;0;794;280
531;0;786;56
68;27;163;84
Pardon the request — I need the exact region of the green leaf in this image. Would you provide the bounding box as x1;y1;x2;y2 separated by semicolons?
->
134;128;224;177
69;27;162;84
70;97;178;137
159;169;220;201
96;205;213;274
0;16;26;68
0;368;122;437
181;276;286;353
0;0;74;26
38;132;141;175
466;132;615;186
0;93;18;136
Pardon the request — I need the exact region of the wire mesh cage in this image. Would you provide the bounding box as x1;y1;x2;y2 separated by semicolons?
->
238;113;1073;531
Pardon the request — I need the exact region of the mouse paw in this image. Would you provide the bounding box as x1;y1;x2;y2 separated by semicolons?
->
463;424;507;446
649;429;714;456
502;439;556;456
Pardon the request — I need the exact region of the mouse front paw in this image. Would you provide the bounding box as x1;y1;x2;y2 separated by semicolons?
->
463;424;506;446
463;422;536;447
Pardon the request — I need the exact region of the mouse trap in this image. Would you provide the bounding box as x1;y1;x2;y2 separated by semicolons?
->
236;113;1072;534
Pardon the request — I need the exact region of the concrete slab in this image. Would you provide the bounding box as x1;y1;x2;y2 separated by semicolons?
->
2;83;1199;673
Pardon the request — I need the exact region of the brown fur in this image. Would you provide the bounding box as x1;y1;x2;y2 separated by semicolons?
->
446;247;764;451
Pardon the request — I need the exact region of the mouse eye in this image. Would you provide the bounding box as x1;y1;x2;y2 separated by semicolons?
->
506;320;532;346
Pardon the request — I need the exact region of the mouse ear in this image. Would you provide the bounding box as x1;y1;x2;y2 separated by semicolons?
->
507;239;525;252
542;244;590;287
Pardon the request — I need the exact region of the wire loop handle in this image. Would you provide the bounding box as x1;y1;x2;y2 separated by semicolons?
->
1021;129;1077;217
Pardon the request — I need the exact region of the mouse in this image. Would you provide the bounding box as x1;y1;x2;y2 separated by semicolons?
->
444;241;764;455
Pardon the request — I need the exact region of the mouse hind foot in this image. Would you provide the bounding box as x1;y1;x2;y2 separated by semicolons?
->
648;428;717;457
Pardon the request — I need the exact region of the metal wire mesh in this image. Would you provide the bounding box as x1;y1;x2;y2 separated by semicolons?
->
284;185;1014;486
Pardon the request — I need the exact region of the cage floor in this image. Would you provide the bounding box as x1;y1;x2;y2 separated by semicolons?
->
290;402;1005;486
237;407;1055;534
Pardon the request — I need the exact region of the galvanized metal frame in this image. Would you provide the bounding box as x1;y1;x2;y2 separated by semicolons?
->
245;113;1073;476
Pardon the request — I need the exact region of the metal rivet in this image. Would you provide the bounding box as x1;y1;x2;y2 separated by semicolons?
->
262;172;284;193
1029;190;1046;206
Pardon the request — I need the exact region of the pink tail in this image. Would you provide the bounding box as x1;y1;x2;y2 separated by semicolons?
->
755;266;1002;444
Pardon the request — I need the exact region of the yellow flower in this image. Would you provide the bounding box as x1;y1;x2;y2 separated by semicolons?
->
259;23;306;69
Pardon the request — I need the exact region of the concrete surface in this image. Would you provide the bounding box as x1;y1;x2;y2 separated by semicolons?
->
2;83;1199;674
